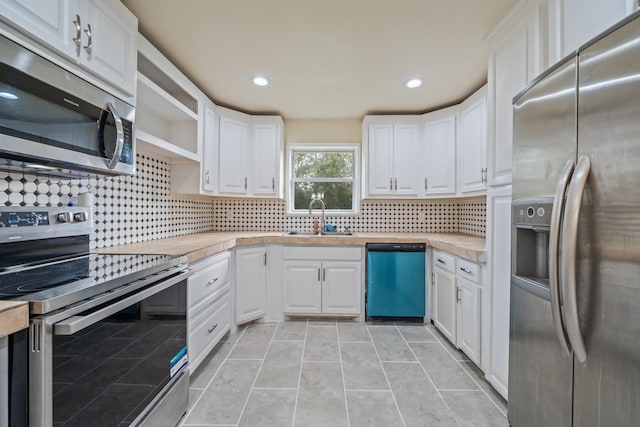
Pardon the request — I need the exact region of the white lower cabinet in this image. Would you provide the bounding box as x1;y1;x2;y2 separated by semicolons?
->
235;246;267;324
282;261;322;314
432;249;483;366
433;265;457;343
282;246;361;316
187;252;231;373
457;276;481;365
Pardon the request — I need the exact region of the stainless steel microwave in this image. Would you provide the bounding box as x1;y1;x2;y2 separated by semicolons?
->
0;33;135;176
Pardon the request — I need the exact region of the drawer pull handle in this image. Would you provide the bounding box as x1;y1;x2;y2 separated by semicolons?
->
437;258;446;264
207;324;218;334
207;277;219;286
460;267;472;274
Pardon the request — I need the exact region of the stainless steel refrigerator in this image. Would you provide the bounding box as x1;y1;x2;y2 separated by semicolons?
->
509;10;640;427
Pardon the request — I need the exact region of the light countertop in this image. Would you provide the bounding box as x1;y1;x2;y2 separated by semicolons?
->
0;301;29;338
94;231;486;263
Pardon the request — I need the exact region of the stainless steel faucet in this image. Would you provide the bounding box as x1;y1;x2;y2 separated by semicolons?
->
309;197;325;235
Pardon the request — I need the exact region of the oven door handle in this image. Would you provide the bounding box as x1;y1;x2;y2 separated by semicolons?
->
53;271;189;336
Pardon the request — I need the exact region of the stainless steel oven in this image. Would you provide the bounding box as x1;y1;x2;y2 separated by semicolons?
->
0;207;189;427
0;33;135;177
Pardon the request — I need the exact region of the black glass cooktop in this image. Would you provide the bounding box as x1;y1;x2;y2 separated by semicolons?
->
0;253;181;299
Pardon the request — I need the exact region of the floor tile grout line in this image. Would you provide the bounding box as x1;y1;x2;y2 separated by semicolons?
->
394;323;463;427
427;324;508;418
336;320;351;427
365;323;406;427
291;319;308;427
182;327;249;425
235;323;279;426
252;386;299;390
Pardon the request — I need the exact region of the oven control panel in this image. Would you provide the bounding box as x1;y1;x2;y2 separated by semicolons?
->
0;206;93;242
0;211;50;227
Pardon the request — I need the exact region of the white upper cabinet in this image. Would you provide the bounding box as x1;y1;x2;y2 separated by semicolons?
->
548;0;636;64
487;0;547;187
422;106;458;196
251;116;284;197
217;108;283;198
458;85;488;194
80;0;137;96
202;102;218;193
363;117;420;198
367;124;395;196
0;0;77;58
0;0;137;97
218;109;250;195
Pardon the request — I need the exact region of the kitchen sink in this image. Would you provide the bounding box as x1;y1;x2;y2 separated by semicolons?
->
283;231;356;237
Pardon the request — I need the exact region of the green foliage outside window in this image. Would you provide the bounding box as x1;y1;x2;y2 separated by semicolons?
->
292;150;355;211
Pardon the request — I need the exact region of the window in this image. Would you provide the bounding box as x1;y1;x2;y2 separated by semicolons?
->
288;144;359;214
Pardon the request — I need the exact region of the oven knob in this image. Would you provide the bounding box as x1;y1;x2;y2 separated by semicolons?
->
57;212;72;223
73;212;87;222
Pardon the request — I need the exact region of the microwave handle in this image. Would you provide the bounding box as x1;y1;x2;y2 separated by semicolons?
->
101;101;125;169
53;271;188;336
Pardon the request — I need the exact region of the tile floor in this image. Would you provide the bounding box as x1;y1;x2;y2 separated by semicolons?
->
181;321;508;427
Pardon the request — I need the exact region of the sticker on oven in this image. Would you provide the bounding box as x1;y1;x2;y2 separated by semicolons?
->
170;346;188;378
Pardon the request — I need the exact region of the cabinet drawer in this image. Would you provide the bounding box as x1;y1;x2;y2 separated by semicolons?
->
433;250;457;273
190;283;230;322
283;246;361;261
458;258;480;283
188;295;230;370
188;257;229;308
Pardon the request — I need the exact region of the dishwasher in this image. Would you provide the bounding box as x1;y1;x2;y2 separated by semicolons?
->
366;243;426;320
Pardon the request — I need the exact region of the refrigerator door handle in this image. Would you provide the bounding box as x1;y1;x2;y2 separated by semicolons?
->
560;155;591;363
549;159;574;357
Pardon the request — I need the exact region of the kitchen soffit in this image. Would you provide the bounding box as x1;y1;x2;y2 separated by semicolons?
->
121;0;516;119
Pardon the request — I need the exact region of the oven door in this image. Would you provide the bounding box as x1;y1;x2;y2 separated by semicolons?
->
0;34;135;176
28;271;189;427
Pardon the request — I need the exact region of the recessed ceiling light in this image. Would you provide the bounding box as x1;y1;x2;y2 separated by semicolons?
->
405;78;423;89
253;76;269;87
0;91;18;100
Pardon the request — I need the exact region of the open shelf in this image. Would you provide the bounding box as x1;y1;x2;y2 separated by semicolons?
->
136;130;199;163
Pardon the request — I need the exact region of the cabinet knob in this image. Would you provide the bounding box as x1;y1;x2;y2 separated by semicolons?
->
389;178;393;191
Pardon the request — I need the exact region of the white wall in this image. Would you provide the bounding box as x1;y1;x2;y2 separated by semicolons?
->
284;119;361;144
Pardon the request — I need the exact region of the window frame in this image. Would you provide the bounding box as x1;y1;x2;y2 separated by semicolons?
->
287;143;360;215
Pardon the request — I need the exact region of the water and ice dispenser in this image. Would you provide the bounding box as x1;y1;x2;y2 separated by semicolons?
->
512;198;554;285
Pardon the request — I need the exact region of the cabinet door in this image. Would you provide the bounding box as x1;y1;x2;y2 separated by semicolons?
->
367;124;395;196
551;0;631;61
282;261;322;314
235;247;266;324
80;0;137;96
486;186;512;399
252;120;280;196
219;114;249;194
202;103;218;193
423;110;457;196
458;89;487;194
488;2;544;186
457;276;481;365
321;261;361;315
433;266;457;345
393;123;419;196
0;0;77;59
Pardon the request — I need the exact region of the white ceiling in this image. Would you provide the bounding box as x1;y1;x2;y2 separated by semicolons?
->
122;0;516;119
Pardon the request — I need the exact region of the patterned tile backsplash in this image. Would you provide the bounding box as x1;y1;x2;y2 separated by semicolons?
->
213;197;486;237
0;154;215;249
0;153;486;250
